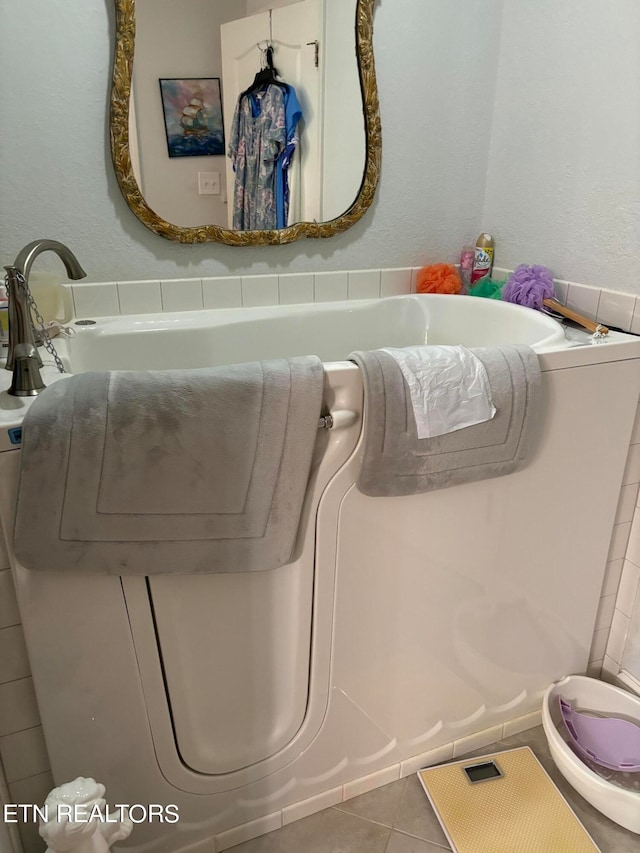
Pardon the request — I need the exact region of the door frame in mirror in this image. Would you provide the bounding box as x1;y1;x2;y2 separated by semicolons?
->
110;0;381;245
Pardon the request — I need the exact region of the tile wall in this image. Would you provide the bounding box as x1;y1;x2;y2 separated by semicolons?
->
0;528;53;853
62;267;640;335
66;268;419;318
2;267;640;851
589;408;640;680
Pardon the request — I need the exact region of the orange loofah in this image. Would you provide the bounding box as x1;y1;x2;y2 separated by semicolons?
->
416;263;462;295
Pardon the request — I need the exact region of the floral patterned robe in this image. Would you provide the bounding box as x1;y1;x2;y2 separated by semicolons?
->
228;85;287;231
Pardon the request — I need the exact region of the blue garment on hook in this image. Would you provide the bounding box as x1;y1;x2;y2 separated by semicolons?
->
276;85;303;229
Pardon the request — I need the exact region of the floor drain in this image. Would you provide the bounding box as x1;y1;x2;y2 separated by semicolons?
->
74;319;97;326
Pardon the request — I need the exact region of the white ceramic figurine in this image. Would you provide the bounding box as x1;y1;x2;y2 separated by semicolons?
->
39;777;132;853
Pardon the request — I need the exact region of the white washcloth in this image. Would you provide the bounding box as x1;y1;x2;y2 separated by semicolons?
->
381;345;496;439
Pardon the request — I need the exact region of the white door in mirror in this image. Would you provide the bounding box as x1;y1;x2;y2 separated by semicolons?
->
221;0;322;229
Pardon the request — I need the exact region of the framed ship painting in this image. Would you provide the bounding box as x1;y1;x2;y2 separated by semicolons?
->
159;78;225;158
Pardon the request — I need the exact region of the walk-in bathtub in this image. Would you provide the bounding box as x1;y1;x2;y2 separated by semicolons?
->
1;294;640;852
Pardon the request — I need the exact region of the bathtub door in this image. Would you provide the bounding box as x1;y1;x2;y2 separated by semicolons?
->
147;557;314;775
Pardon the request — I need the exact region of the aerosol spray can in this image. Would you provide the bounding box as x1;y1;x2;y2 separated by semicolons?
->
471;233;495;285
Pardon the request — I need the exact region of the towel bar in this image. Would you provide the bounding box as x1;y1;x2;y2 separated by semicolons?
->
317;410;358;430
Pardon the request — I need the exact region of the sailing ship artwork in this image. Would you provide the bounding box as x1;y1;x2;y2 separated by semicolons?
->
159;78;225;158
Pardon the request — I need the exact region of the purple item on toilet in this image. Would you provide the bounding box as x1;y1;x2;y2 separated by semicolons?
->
559;697;640;772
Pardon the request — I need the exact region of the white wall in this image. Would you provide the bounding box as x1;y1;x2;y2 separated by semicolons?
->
0;0;502;283
483;0;640;291
133;0;242;228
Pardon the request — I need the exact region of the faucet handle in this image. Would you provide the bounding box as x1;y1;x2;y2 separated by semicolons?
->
9;342;46;397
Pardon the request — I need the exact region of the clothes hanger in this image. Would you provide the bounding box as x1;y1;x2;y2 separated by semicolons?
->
241;45;288;99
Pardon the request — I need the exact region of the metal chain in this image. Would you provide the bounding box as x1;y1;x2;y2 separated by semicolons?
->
5;271;66;374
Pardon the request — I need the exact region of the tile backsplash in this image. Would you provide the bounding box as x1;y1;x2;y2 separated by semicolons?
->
67;267;640;340
67;268;418;319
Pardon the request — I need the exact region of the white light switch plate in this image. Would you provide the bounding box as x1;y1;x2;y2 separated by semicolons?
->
198;172;220;195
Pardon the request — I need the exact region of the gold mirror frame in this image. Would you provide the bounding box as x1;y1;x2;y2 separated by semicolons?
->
110;0;381;245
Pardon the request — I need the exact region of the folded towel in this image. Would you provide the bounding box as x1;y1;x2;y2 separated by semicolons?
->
349;345;541;497
14;357;324;574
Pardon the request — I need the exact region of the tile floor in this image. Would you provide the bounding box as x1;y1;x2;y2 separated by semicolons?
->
229;727;639;852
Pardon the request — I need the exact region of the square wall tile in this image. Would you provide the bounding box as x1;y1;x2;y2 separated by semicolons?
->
616;483;640;525
0;678;41;736
601;559;624;597
595;594;616;631
600;654;619;682
625;511;640;566
630;405;640;446
161;279;203;312
9;770;54;853
279;274;314;305
586;660;603;678
0;626;30;684
0;726;49;783
242;275;279;307
72;283;119;318
314;271;348;302
608;521;632;561
381;269;413;298
202;277;242;309
0;570;20;629
617;560;640;617
606;608;630;664
0;528;9;569
589;627;609;662
624;443;640;486
597;289;636;332
348;270;381;300
117;280;162;315
9;771;54;853
631;302;640;336
553;279;569;304
566;283;600;321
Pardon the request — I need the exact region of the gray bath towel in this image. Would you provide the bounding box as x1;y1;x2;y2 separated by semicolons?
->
350;346;541;497
14;357;324;574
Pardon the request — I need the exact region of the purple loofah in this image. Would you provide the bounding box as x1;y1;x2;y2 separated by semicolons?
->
502;264;556;310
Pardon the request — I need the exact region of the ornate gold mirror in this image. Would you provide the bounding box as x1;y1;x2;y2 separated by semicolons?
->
110;0;380;245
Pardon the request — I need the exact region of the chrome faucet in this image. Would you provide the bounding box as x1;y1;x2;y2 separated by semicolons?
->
4;240;86;395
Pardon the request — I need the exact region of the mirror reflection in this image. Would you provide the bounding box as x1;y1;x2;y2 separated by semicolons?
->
129;0;366;232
